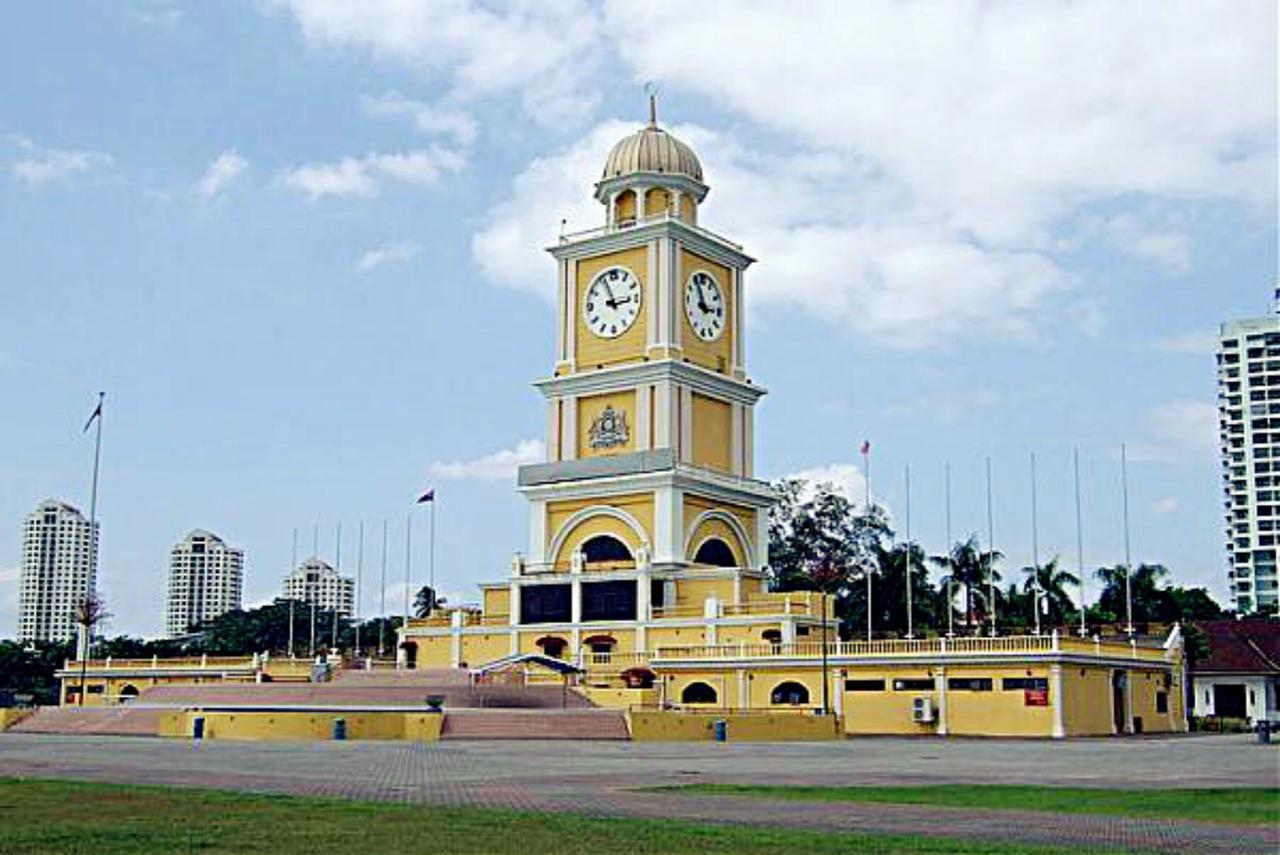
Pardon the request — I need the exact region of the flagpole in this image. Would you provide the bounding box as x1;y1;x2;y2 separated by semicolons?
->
288;528;297;657
861;441;872;642
379;519;388;657
309;521;317;658
904;463;913;640
1031;451;1041;636
1074;447;1087;637
333;522;341;650
986;456;996;638
403;513;412;640
945;462;954;638
82;392;104;662
430;498;437;596
355;520;364;658
1121;442;1134;637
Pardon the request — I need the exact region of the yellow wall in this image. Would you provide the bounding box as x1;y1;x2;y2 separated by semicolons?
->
678;248;733;372
690;393;732;473
158;710;443;742
548;493;654;566
576;686;659;708
645;187;671;217
482;587;510;616
457;632;511;669
943;666;1052;737
675;577;735;609
680;195;697;225
1062;666;1116;736
615;190;636;223
683;495;756;552
647;625;707;648
577;390;637;459
840;668;938;736
575;247;649;369
629;710;839;741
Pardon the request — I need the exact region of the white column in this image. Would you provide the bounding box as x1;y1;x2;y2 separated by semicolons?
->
671;189;683;220
608;191;620;228
646;240;659;349
1125;670;1134;734
636;569;650;652
564;258;578;365
634;185;648;222
833;670;844;718
737;668;748;708
754;508;769;570
1049;664;1066;738
636;386;651;452
669;239;682;347
547;401;560;463
936;666;949;736
563;396;578;461
555;259;568;363
679;386;694;464
704;596;718;645
509;582;521;625
653;486;684;565
731;267;745;377
450;610;464;668
527;499;547;564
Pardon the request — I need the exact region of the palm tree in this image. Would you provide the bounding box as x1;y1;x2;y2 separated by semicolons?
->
931;536;1001;633
413;585;445;619
1021;557;1080;628
72;593;109;706
1095;562;1169;627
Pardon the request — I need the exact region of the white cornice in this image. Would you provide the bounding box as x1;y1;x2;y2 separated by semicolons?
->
548;218;754;270
533;359;766;405
517;462;775;507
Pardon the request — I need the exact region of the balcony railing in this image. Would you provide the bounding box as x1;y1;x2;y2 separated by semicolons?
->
649;633;1165;662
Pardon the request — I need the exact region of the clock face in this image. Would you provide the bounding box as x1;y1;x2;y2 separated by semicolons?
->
684;270;726;342
583;267;642;339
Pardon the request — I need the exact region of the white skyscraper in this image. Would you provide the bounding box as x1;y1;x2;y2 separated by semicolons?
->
1218;291;1280;615
18;499;98;643
282;557;355;619
165;530;244;637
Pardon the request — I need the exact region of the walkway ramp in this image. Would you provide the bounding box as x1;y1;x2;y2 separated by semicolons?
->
8;706;162;736
440;708;629;740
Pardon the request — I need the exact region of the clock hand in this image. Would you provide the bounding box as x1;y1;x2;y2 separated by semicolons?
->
695;279;711;313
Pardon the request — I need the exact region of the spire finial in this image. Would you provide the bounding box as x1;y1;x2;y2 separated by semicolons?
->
644;82;659;128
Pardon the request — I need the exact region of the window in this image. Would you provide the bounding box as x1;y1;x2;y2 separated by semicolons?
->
581;580;637;621
947;678;993;691
693;537;737;568
520;584;572;624
771;681;810;705
681;682;718;704
1156;692;1168;714
845;679;885;692
580;535;631;564
893;678;935;691
1002;677;1048;691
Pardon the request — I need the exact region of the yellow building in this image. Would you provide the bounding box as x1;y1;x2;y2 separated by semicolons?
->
48;105;1189;742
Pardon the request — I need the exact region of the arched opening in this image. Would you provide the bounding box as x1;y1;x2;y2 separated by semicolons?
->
681;681;718;704
771;681;810;706
536;636;568;660
581;535;632;564
118;684;139;702
621;667;657;689
399;640;418;669
583;635;617;657
693;537;737;568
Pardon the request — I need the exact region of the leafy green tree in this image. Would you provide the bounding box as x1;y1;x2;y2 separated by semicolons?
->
931;536;1001;632
856;542;945;637
0;641;72;705
413;585;445;618
1095;563;1170;626
1020;557;1081;628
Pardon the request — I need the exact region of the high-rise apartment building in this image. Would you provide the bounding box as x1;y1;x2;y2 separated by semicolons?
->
282;557;355;619
1218;294;1280;615
17;499;98;643
165;530;244;637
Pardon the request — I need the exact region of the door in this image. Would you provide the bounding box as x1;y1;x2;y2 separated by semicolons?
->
1213;683;1247;719
1111;671;1127;734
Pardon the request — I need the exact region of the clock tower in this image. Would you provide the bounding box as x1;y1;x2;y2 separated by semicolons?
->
512;101;774;653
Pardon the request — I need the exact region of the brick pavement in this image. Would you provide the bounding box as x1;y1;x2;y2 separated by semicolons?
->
0;733;1275;853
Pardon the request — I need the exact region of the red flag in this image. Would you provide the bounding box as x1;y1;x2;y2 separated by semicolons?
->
860;440;870;455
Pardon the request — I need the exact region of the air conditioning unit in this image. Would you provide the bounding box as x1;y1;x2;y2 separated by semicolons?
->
911;696;934;723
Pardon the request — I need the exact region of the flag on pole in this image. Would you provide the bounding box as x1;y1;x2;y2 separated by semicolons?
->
416;488;435;504
83;397;103;433
860;440;870;455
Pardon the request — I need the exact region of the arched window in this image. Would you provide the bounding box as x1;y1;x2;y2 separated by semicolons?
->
536;636;568;659
771;681;810;705
581;535;632;564
681;681;718;704
693;537;737;568
118;684;139;701
583;635;616;656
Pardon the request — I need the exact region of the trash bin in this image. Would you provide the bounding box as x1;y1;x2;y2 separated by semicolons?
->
713;719;727;742
1257;720;1271;744
192;716;205;740
332;718;347;741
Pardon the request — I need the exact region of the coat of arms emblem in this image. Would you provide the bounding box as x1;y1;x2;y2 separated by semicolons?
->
588;405;629;449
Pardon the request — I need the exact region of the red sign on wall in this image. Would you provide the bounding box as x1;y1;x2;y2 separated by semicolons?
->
1025;688;1049;707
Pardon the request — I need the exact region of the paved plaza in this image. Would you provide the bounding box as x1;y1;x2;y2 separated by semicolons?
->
0;733;1275;853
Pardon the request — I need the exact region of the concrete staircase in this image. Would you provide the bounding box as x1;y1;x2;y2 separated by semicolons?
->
8;706;161;736
440;708;630;740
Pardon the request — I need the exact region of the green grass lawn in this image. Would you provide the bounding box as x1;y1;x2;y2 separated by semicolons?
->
655;783;1280;826
0;778;1148;855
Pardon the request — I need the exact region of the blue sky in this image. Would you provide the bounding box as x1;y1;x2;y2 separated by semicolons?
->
1;1;1275;637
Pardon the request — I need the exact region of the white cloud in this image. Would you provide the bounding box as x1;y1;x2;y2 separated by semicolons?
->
1129;399;1218;463
429;439;546;482
197;149;248;198
279;147;465;200
267;0;603;123
1152;497;1180;514
10;139;112;187
1095;213;1192;273
361;92;477;145
356;240;421;273
783;462;871;512
1148;330;1217;354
